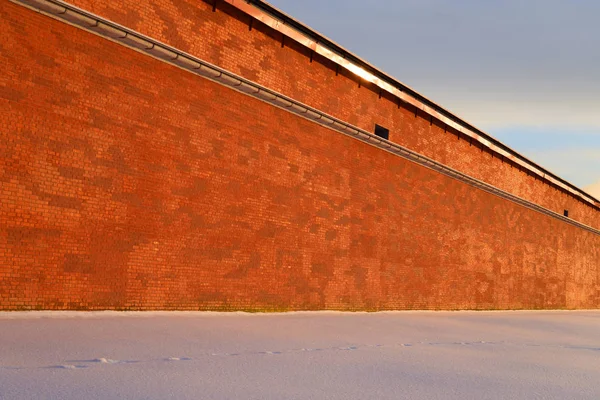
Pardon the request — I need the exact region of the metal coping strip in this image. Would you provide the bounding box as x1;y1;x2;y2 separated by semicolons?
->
224;0;599;207
10;0;600;236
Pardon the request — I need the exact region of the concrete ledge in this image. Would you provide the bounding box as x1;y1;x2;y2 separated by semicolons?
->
122;34;152;50
20;0;65;13
147;45;177;61
238;82;260;94
289;103;308;114
198;64;221;78
172;55;201;70
92;22;125;39
219;74;242;87
273;97;293;108
62;8;95;26
256;90;277;101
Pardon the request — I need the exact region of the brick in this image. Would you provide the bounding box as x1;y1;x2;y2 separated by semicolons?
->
0;1;598;311
61;0;598;229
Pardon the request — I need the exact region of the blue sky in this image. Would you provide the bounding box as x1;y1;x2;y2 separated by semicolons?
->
268;0;600;196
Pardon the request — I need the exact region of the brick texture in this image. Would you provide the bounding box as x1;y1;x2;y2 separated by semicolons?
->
64;0;600;229
0;2;598;310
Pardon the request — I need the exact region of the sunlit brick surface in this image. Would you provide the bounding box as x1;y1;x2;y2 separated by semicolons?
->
66;0;600;229
0;2;598;310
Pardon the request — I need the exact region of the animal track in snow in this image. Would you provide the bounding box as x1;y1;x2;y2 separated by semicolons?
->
30;339;599;372
93;358;120;364
52;364;88;370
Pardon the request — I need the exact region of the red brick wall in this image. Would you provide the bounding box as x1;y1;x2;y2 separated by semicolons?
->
1;2;598;310
64;0;600;230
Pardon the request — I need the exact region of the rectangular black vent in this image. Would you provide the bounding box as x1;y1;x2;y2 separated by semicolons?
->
564;209;569;217
374;124;389;140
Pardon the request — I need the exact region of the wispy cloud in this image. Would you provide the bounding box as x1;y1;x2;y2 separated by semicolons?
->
526;148;600;188
584;181;600;198
490;128;600;187
432;96;600;132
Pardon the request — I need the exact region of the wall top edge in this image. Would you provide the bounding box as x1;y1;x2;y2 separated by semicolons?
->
226;0;599;207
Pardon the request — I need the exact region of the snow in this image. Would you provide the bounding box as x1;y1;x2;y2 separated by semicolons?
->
1;310;599;399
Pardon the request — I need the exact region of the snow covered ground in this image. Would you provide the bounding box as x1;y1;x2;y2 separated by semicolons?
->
0;310;599;399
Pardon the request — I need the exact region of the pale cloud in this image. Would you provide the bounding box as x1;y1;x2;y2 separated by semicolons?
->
421;91;600;132
524;147;600;189
584;181;600;198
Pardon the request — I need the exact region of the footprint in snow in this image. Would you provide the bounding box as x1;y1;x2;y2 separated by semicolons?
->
92;358;121;364
52;364;88;370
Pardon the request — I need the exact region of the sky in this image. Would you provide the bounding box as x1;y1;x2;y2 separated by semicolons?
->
268;0;600;197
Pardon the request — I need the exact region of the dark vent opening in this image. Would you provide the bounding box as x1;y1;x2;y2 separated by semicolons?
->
564;209;569;217
374;124;389;140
